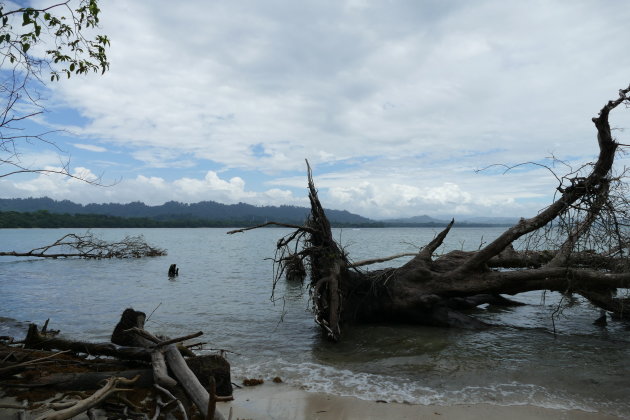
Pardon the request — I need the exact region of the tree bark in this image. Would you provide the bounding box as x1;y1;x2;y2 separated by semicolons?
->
24;324;152;360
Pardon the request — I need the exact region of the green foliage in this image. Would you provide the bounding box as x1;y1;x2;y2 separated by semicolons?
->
0;0;110;80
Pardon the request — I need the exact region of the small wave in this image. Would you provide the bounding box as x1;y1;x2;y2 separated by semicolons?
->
233;358;629;419
0;316;30;339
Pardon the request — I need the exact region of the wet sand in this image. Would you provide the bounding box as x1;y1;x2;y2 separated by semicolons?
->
1;384;623;420
219;384;623;420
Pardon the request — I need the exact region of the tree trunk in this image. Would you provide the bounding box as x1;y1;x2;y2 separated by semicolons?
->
231;84;630;342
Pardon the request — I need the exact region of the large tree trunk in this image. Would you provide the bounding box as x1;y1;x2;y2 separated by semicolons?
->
231;84;630;342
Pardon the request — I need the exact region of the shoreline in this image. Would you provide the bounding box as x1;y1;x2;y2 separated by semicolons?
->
0;381;623;420
219;383;624;420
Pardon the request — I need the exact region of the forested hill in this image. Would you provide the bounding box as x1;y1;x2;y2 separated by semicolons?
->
0;197;374;225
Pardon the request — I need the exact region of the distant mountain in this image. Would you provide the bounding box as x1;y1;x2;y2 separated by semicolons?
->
0;197;519;228
380;214;517;227
457;216;519;225
0;197;375;226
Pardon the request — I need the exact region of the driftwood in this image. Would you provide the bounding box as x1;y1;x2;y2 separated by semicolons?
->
112;309;223;420
24;324;153;361
155;384;189;420
113;308;229;420
230;84;630;342
152;350;178;388
6;369;154;390
3;311;232;419
34;375;139;420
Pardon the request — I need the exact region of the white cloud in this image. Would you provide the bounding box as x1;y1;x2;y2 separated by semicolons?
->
4;0;630;218
73;144;107;153
49;1;630;167
0;170;299;207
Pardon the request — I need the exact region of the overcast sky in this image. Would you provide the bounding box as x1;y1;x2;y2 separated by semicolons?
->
2;0;630;219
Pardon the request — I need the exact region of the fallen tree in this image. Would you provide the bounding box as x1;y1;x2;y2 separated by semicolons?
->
230;84;630;342
0;233;166;259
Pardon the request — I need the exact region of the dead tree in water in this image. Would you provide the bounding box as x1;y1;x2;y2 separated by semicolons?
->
230;84;630;342
0;233;166;259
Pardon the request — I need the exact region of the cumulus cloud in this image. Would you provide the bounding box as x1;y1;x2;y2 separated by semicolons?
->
73;144;107;153
5;0;630;218
327;179;522;218
0;169;301;207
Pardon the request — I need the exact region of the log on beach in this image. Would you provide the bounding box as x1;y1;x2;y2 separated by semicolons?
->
1;309;232;419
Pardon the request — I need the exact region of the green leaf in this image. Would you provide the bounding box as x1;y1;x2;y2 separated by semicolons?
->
70;63;75;72
22;42;30;53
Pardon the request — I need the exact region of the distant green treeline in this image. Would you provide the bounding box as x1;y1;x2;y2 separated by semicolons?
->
0;210;510;229
0;210;386;229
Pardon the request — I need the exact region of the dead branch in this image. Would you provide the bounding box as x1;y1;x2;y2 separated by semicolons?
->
154;384;189;420
34;375;139;420
0;233;166;259
349;252;418;268
227;222;315;235
23;324;153;361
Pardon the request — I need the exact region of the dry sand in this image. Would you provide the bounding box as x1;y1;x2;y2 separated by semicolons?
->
218;383;623;420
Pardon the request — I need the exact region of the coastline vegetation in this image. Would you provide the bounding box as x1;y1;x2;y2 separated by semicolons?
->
0;210;510;229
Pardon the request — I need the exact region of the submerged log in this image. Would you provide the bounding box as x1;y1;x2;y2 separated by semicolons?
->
169;264;180;277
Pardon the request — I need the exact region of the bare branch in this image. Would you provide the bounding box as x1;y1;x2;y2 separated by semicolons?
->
349;252;418;268
0;233;167;259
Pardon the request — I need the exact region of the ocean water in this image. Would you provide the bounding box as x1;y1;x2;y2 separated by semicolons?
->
0;227;628;418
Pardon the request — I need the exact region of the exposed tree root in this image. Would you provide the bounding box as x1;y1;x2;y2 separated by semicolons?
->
230;84;630;342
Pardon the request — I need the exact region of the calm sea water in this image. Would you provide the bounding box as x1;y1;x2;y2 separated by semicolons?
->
1;227;629;417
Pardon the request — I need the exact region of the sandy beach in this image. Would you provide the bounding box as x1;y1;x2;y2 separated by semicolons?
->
1;383;624;420
218;384;624;420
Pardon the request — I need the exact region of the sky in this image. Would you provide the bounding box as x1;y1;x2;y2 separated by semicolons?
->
2;0;630;219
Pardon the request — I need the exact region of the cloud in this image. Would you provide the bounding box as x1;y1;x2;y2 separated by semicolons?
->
73;144;107;153
6;0;630;217
50;1;630;167
0;169;301;207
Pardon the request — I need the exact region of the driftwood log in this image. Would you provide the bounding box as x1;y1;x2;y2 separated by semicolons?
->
4;310;232;419
110;308;229;420
34;375;140;420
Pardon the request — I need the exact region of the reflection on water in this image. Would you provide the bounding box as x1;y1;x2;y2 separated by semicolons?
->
1;227;629;417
